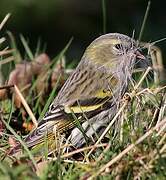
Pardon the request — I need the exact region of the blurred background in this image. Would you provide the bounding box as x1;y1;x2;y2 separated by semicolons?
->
0;0;166;64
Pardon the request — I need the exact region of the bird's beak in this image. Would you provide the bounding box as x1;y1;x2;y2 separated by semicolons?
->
135;50;146;60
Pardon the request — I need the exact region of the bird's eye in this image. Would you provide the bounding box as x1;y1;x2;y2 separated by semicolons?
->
114;44;122;50
112;43;123;54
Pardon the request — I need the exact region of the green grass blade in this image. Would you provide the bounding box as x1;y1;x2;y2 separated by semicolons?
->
102;0;107;34
138;1;151;41
38;75;61;120
20;34;34;60
7;31;22;63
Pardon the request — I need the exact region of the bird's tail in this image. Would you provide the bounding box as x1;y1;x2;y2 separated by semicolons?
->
8;121;58;155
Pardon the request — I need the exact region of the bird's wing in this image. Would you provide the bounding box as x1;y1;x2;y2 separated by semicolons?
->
10;63;117;153
38;63;118;126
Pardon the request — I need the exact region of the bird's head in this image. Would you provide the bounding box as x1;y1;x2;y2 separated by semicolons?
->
83;33;145;72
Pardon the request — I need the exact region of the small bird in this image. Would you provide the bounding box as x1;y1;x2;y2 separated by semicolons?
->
10;33;145;155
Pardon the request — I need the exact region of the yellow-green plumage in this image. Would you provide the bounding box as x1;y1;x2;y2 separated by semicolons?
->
10;33;144;155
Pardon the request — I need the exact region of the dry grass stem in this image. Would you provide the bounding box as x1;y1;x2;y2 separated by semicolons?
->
148;108;159;129
159;131;166;145
134;66;152;90
0;13;11;31
0;56;15;65
14;85;38;127
0;37;6;44
0;49;14;56
62;159;90;164
48;143;108;161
